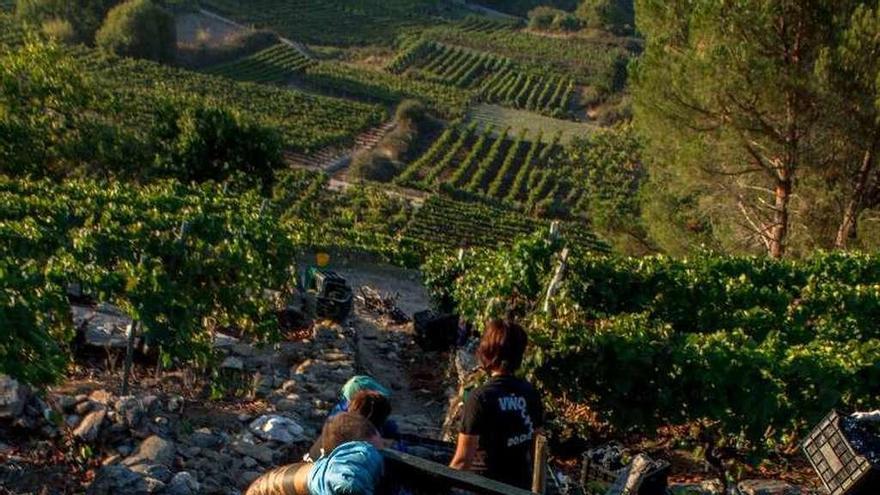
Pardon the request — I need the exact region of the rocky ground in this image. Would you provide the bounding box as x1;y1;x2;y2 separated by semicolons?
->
0;261;828;495
0;261;450;495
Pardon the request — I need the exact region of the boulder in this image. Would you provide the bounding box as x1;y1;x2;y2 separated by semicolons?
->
116;396;146;428
74;409;107;442
130;463;174;483
248;415;305;443
274;396;304;414
72;304;135;348
187;428;223;449
231;440;274;464
165;471;200;495
87;465;149;495
738;480;801;495
124;435;176;468
0;375;27;419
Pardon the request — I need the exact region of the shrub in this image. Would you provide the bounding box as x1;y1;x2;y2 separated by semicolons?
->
528;6;561;30
395;99;427;126
529;6;582;32
349;150;400;183
554;12;582;31
95;0;176;63
17;0;117;43
576;0;634;35
41;17;76;43
150;98;284;190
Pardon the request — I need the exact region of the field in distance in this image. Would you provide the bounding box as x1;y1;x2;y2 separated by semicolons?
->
466;103;596;145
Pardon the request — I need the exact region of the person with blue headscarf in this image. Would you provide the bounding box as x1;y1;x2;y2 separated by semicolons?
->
326;375;400;442
245;413;385;495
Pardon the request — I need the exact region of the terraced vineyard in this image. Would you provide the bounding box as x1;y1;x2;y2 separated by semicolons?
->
303;61;474;118
203;43;314;84
201;0;457;46
73;49;385;152
423;25;631;91
405;195;608;252
390;41;575;117
395;123;585;216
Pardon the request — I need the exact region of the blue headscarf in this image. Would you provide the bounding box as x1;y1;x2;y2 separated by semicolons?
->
341;375;391;401
307;441;384;495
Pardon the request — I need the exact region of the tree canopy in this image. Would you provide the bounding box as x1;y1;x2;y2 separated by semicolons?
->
633;0;880;257
95;0;176;63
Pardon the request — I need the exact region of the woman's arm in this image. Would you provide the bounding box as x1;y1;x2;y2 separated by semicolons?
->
450;433;480;470
245;463;311;495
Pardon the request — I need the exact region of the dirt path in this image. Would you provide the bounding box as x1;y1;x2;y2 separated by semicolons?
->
332;263;447;439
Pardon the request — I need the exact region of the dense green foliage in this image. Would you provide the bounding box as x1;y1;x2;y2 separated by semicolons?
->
564;125;650;254
633;0;880;258
150;98;284;189
425;233;880;452
95;0;175;63
0;41;136;176
0;177;298;384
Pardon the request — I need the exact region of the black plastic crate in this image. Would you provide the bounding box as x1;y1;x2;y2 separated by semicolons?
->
803;410;880;495
413;310;458;351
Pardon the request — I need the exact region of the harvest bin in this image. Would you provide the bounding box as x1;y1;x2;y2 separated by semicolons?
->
803;410;880;495
413;310;458;351
310;270;353;322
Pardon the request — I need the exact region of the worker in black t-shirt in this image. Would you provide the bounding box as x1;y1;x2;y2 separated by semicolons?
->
449;319;544;490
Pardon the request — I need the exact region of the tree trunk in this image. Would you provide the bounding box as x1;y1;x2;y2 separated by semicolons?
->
835;130;880;249
769;174;791;258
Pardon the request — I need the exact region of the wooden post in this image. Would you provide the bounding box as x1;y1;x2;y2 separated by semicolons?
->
532;434;548;495
543;248;569;314
122;320;138;396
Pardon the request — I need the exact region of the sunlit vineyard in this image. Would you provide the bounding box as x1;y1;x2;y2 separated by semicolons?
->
390;41;576;117
73;49;385;152
423;24;631;91
405;195;608;252
303;61;474;118
201;0;459;46
396;123;585;217
203;43;314;84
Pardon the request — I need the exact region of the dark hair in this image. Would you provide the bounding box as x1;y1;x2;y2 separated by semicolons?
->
477;319;528;373
321;412;380;454
349;390;392;430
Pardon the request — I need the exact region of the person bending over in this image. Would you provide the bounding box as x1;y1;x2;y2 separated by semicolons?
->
449;319;544;489
246;412;384;495
328;376;400;441
309;390;394;461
